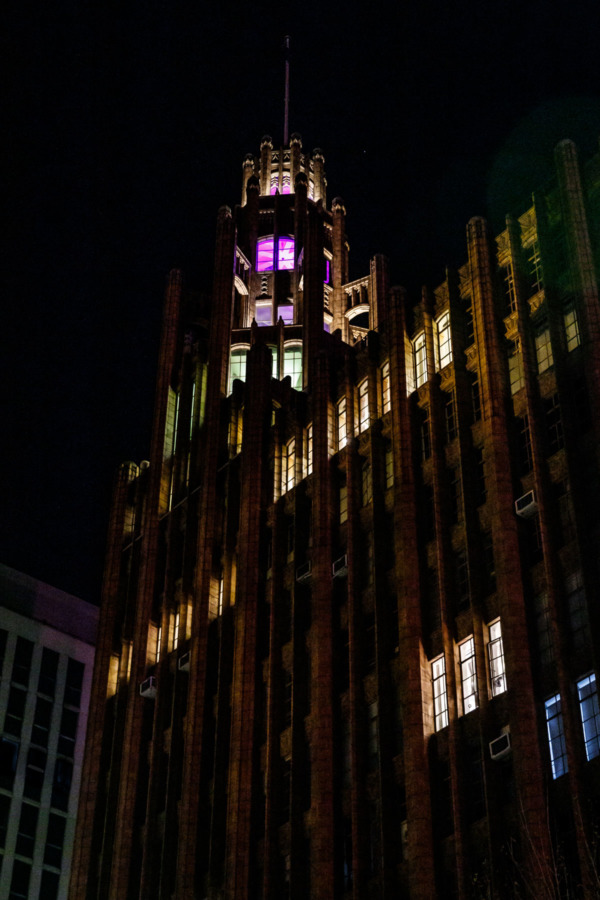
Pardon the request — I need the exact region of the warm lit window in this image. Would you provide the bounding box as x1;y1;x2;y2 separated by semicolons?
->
282;438;296;494
564;304;581;351
358;379;369;432
459;637;478;714
488;620;506;696
337;397;347;450
577;673;600;761
229;347;248;393
503;263;517;315
414;333;427;387
436;313;452;369
545;694;568;778
156;625;162;663
255;301;272;326
339;483;348;524
283;345;302;390
535;327;554;373
508;342;525;394
432;656;449;731
381;361;391;414
304;423;313;476
385;441;394;489
217;572;224;617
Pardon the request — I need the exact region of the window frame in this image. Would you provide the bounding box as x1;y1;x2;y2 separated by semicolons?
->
432;655;449;731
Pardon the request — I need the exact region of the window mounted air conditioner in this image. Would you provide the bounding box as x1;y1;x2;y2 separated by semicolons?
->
296;561;312;583
178;651;190;672
489;731;511;761
332;554;348;579
139;676;157;699
515;490;538;518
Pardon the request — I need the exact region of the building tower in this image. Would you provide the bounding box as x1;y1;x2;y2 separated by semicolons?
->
71;135;600;899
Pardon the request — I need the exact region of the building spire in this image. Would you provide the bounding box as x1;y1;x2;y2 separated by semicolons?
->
283;35;290;146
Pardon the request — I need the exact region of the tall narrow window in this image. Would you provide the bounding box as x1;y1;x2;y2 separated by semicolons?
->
502;263;517;315
465;302;475;346
534;593;554;667
305;423;313;476
545;694;568;778
361;461;373;506
432;656;449;731
367;701;379;770
384;441;394;489
414;333;427;387
283;438;296;493
577;673;600;761
527;240;543;294
460;637;478;714
535;326;554;373
337;397;347;450
470;371;482;421
437;312;453;369
358;379;369;432
381;361;391;413
339;483;348;524
508;341;525;394
156;625;162;663
420;407;431;460
444;391;457;441
518;416;533;475
544;394;564;454
564;304;581;351
488;620;507;696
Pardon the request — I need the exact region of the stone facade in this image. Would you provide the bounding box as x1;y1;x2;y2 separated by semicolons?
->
71;135;600;899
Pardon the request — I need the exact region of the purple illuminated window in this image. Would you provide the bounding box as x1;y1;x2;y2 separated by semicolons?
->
278;238;295;270
256;237;295;272
255;303;272;326
257;238;275;272
324;259;331;284
279;305;294;325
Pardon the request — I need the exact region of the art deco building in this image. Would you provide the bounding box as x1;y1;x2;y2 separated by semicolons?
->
71;134;600;899
0;564;98;900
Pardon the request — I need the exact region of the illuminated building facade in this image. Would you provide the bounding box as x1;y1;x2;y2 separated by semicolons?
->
71;135;600;899
0;564;97;900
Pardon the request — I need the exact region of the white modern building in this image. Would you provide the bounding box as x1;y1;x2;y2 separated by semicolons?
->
0;564;97;900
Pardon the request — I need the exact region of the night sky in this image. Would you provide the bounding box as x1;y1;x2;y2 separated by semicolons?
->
4;0;600;604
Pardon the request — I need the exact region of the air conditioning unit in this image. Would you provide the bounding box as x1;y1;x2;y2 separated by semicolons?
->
139;676;157;699
178;651;190;672
332;554;348;579
489;731;511;761
296;561;312;583
515;490;538;518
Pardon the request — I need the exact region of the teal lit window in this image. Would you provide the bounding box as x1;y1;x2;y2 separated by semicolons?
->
229;348;248;393
283;345;302;390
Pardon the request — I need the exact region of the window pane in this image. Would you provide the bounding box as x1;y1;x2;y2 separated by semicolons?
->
460;637;478;714
256;237;275;271
577;673;600;761
545;694;568;778
488;620;507;696
277;237;295;270
283;347;302;390
437;313;452;369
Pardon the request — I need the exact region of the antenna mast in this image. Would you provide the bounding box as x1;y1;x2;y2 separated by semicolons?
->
283;35;290;146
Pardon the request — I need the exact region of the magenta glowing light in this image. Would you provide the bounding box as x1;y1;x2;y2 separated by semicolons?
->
256;237;295;272
256;238;275;271
277;237;295;269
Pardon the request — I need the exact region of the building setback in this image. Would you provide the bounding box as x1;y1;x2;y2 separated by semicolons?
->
0;564;98;900
70;134;600;899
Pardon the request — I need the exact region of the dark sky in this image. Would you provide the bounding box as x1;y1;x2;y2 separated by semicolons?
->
4;0;600;603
